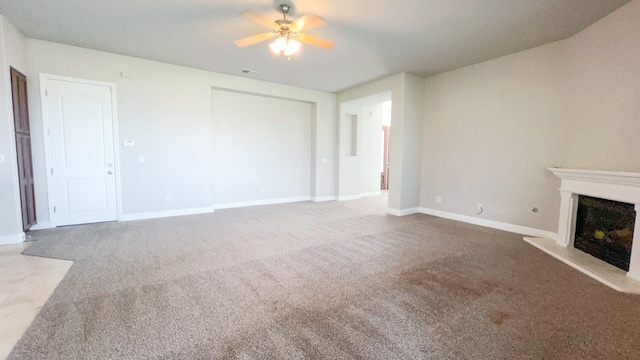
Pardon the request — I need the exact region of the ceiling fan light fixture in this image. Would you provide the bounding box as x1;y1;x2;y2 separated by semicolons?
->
235;4;331;59
269;36;301;56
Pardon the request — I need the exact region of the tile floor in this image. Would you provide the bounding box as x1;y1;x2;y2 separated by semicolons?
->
0;242;72;359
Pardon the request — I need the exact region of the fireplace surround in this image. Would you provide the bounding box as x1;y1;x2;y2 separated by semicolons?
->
524;168;640;293
574;195;635;271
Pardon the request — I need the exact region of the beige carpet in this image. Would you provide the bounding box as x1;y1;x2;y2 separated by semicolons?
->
10;197;640;359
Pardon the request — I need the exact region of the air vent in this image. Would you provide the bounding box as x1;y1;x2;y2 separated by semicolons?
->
241;69;259;75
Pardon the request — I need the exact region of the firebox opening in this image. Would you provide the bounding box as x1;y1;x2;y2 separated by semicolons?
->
574;195;635;271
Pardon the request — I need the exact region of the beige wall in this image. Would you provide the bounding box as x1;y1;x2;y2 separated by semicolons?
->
0;16;27;242
563;0;640;171
400;74;424;210
360;102;384;195
211;90;312;206
420;0;640;232
26;40;336;223
421;41;567;231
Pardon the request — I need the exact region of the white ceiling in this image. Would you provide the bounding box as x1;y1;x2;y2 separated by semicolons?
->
0;0;630;92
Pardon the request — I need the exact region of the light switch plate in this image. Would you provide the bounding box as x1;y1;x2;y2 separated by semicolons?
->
0;154;4;163
138;155;145;163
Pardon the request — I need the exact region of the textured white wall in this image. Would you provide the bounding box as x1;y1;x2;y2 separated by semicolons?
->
0;16;27;241
211;90;311;205
360;103;383;195
337;103;361;198
25;40;336;221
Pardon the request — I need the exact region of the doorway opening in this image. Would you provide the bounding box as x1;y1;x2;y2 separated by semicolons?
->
380;100;391;195
337;92;392;203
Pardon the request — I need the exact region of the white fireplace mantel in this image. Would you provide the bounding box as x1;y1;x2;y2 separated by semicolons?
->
525;168;640;294
549;168;640;203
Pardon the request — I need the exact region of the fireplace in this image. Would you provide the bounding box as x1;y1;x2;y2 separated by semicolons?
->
524;168;640;293
574;195;635;271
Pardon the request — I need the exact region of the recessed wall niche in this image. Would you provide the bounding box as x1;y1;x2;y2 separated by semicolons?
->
343;114;357;156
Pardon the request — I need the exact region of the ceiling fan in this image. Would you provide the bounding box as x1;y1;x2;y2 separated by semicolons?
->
234;4;333;59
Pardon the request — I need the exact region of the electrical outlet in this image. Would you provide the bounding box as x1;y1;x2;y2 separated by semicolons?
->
435;197;442;203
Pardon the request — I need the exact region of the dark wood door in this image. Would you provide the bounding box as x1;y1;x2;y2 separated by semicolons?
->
11;67;36;231
380;125;390;190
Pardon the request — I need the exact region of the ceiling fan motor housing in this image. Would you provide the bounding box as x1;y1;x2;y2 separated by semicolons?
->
279;4;292;14
234;3;332;53
276;4;294;34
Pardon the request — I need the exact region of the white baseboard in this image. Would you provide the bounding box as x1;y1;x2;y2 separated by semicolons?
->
360;191;382;198
30;221;53;230
311;196;337;202
214;196;311;210
120;206;215;221
311;193;382;202
418;207;557;239
0;232;26;245
337;195;362;201
387;207;420;216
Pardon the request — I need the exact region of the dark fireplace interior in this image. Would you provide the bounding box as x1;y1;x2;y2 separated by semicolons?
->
574;195;635;271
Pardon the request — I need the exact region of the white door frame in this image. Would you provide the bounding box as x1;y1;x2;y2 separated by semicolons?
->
39;74;122;227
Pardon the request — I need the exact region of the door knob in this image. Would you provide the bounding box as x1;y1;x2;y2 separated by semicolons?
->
107;171;113;175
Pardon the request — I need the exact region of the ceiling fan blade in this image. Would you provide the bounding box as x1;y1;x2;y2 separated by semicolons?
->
240;10;277;29
234;33;275;47
297;33;333;49
291;15;326;32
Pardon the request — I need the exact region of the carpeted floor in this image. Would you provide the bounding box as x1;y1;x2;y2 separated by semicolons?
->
9;197;640;359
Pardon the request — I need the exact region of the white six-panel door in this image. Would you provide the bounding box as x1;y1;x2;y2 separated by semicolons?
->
44;78;117;226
